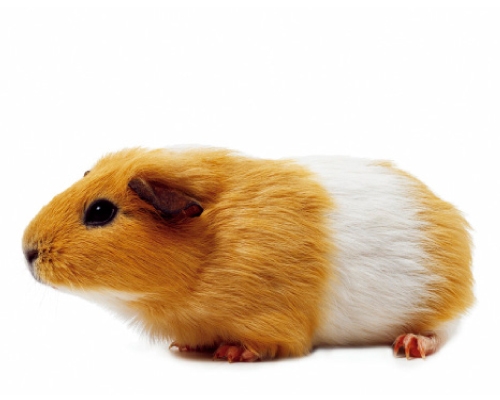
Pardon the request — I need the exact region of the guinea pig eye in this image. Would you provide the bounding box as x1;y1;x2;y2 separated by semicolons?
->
84;199;118;227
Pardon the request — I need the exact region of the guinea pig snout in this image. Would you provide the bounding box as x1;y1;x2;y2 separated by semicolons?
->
23;246;40;279
25;247;39;264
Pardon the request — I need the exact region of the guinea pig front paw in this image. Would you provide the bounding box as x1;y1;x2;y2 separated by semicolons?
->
393;333;439;359
213;344;260;363
169;342;215;353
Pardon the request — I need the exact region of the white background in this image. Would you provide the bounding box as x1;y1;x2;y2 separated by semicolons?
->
1;1;499;399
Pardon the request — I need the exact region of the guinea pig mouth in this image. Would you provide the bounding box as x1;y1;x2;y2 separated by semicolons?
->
23;248;42;283
26;260;42;283
25;255;55;288
23;245;59;288
30;265;58;289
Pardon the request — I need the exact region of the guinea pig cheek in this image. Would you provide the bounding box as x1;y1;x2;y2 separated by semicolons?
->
45;221;137;292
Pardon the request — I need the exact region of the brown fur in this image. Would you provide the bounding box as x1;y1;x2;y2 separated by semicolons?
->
23;148;334;358
379;161;475;333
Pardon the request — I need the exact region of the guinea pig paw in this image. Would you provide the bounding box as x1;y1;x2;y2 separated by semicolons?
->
169;342;215;353
393;333;438;359
169;342;192;352
213;344;259;363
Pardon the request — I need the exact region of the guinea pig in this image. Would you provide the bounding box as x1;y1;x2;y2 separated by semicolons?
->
22;147;474;362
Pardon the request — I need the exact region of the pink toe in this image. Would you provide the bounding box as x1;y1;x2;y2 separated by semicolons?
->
240;349;259;362
226;346;244;362
214;344;231;359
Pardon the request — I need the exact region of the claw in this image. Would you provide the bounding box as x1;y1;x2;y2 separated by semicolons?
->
393;336;404;357
404;337;412;360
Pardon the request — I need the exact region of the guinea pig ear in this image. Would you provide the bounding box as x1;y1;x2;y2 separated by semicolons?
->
128;177;203;220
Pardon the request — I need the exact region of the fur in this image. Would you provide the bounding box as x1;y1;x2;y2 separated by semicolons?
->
23;148;474;360
298;157;474;346
23;148;334;358
380;161;475;332
298;156;432;346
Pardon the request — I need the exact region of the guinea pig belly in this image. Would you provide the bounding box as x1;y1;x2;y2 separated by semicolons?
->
296;156;434;346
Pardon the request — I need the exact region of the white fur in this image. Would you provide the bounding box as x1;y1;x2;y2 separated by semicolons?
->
296;156;437;345
56;287;145;322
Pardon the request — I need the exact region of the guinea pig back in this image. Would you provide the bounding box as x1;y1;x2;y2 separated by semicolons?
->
23;148;474;361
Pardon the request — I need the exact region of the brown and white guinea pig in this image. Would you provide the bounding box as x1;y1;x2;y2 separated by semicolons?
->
22;147;474;362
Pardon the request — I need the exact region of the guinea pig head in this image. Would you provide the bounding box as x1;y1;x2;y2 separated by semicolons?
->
22;149;207;301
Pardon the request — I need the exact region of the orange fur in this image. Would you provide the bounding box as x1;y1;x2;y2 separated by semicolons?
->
23;148;334;359
379;162;475;332
24;149;474;360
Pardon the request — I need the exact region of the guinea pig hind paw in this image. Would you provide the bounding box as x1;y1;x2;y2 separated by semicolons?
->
393;333;438;359
213;344;259;363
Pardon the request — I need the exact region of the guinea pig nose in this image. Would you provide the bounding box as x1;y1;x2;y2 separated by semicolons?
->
25;248;39;265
